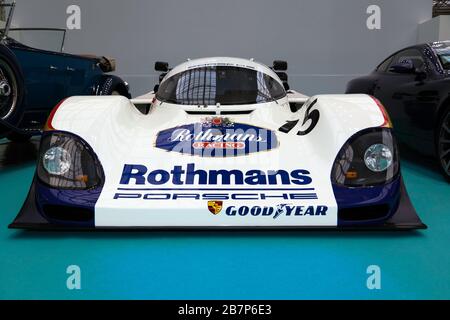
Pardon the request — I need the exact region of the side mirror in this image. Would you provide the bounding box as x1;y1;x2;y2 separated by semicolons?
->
153;84;159;93
283;82;290;91
389;59;415;74
415;66;427;80
159;72;167;83
155;61;169;72
276;72;288;82
273;60;287;71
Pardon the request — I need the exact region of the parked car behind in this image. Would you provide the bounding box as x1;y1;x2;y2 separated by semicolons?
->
346;41;450;181
0;2;130;141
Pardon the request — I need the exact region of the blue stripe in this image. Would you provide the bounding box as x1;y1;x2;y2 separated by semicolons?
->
116;187;316;191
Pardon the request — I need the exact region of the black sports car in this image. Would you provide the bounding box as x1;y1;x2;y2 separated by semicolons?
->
346;41;450;181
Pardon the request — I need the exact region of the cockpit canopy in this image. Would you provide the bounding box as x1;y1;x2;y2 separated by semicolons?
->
156;66;286;106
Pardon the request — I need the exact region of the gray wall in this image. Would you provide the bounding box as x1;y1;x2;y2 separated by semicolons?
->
12;0;432;97
418;15;450;43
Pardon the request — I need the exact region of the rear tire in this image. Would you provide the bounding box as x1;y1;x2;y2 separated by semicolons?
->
437;106;450;182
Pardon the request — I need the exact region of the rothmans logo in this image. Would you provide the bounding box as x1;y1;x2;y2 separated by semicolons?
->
155;117;278;157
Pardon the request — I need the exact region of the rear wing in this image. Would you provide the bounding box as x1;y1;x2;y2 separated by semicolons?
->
286;89;309;112
134;89;309;104
131;90;310;114
131;91;155;115
286;89;309;104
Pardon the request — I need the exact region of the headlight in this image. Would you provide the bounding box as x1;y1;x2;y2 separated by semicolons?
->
364;144;393;172
43;147;71;175
37;132;104;189
331;128;399;187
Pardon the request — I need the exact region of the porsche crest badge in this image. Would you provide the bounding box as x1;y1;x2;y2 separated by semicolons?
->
208;201;223;215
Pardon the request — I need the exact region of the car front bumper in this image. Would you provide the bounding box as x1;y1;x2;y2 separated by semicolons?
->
9;177;427;231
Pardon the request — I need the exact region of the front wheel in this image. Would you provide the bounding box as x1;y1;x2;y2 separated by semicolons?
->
437;107;450;182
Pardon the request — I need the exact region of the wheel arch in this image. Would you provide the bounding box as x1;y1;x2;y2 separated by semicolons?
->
435;93;450;142
435;93;450;180
0;44;25;89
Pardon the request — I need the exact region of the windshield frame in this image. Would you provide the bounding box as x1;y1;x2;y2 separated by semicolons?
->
0;1;16;40
156;65;286;106
7;28;67;52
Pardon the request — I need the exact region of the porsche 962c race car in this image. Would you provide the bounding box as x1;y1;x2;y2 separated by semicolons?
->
10;57;426;230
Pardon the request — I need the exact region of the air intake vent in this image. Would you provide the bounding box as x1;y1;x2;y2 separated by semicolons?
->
185;110;254;115
338;204;390;221
43;205;94;222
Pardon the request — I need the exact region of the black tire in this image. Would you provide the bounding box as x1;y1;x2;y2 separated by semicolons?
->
6;131;31;143
437;106;450;182
0;47;25;138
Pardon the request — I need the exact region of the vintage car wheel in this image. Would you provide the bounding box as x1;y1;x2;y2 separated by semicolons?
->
438;107;450;181
0;58;19;120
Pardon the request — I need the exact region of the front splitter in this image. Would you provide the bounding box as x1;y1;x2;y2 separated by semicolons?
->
9;178;426;231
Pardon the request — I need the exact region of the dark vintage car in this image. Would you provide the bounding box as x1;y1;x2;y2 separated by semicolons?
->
0;2;130;141
346;41;450;181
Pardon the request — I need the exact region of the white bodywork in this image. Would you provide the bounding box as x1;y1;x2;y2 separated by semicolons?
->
49;57;385;227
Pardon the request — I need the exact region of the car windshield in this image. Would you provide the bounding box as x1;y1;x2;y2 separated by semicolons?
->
0;2;14;38
438;52;450;70
7;28;66;52
156;66;286;105
0;3;65;52
434;43;450;70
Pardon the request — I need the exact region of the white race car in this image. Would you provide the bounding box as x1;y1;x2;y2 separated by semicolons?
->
10;57;426;230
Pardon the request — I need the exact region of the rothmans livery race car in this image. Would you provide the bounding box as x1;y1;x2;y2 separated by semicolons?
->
10;57;426;230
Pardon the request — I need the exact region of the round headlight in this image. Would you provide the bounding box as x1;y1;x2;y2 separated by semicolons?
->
364;143;393;172
43;147;71;175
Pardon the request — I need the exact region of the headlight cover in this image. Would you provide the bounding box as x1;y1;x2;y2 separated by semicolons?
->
43;147;72;175
364;143;393;172
331;128;399;187
37;132;104;189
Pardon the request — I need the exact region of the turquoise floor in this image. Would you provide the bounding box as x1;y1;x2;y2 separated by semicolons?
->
0;138;449;299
